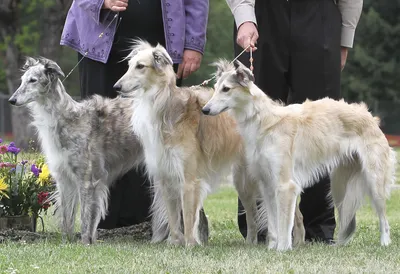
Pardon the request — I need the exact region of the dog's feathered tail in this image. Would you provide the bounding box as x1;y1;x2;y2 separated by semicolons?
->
384;147;397;199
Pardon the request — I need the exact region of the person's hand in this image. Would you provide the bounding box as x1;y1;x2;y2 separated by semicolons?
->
177;49;202;79
341;47;348;71
237;22;259;52
103;0;128;12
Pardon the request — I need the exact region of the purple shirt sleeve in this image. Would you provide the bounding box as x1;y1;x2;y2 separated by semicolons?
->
76;0;106;24
183;0;209;54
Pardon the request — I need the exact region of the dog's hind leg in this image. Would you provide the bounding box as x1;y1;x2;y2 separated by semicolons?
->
276;179;301;251
369;187;391;246
364;168;391;246
56;178;79;242
331;161;361;246
292;201;305;247
161;180;184;245
232;163;258;245
364;148;395;246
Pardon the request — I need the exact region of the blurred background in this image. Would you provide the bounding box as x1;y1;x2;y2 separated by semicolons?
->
0;0;399;148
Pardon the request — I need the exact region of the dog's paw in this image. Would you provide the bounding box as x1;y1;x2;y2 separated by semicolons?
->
245;236;258;245
185;238;201;247
292;236;305;247
80;235;95;245
267;241;277;250
381;235;391;246
167;234;185;246
81;239;92;245
267;236;277;250
61;233;76;244
276;242;292;252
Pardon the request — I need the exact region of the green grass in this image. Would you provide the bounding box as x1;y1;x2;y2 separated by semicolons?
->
396;149;400;182
1;187;400;274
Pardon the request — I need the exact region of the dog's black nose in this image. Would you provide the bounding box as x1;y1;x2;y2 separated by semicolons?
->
202;108;210;115
8;98;16;105
113;84;122;92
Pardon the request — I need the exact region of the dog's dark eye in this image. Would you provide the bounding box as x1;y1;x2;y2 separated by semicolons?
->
222;86;230;92
29;78;37;83
136;64;145;70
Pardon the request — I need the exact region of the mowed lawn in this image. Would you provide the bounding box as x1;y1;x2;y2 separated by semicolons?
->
0;149;399;273
0;185;400;274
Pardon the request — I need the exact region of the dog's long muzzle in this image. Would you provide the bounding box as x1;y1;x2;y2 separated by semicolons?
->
113;84;139;98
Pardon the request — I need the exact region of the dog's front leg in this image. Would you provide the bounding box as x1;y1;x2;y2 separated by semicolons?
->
233;163;258;245
182;178;203;246
263;183;278;250
79;181;95;245
79;179;108;245
56;179;78;242
276;179;301;251
160;180;184;245
151;179;169;243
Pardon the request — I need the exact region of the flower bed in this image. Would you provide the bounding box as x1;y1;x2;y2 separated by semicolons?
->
0;138;55;231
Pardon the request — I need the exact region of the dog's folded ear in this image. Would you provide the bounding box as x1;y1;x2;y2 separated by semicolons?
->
43;59;65;79
152;48;173;72
22;57;38;71
234;60;255;87
211;59;232;80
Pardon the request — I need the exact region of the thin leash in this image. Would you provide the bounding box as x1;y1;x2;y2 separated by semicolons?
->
41;13;121;93
62;13;122;83
196;45;254;87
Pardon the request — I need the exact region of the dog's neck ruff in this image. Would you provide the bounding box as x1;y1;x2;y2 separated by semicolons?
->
30;79;77;117
27;80;80;182
130;86;186;185
233;85;279;126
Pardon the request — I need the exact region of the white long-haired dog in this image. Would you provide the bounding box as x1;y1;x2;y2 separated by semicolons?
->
113;41;306;246
202;60;397;251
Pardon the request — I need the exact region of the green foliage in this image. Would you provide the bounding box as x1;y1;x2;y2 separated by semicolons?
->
13;21;40;56
342;5;400;103
0;0;55;94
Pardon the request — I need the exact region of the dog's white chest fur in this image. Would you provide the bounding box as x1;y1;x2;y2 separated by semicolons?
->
131;100;185;184
239;121;281;183
32;106;73;181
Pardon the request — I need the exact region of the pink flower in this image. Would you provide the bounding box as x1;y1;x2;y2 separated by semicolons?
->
5;162;16;168
0;162;16;169
0;145;7;154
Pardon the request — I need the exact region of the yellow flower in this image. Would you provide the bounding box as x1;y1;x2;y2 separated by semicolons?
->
37;164;51;186
0;177;9;199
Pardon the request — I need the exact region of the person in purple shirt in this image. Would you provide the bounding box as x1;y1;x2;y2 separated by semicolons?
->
60;0;210;240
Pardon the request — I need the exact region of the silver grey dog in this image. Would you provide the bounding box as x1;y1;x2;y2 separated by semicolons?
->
8;57;145;244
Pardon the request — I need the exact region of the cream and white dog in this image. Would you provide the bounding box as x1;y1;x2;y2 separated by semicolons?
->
113;41;305;246
202;60;397;251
